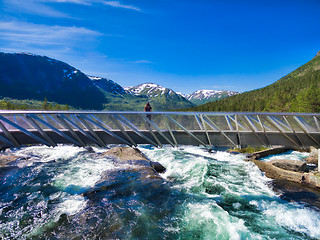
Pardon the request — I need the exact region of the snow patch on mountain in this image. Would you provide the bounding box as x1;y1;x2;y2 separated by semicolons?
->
186;89;239;101
88;76;102;81
124;82;195;109
125;83;177;97
88;75;126;94
88;75;118;86
176;92;186;98
129;83;166;95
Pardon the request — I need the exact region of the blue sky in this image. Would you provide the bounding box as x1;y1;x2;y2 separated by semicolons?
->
0;0;319;94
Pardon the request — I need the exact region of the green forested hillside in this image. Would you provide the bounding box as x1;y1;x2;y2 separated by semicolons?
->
0;97;70;110
188;53;320;112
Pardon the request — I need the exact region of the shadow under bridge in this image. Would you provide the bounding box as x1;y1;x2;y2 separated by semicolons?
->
0;111;320;150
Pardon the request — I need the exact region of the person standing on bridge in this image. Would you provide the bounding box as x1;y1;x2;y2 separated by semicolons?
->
144;102;152;122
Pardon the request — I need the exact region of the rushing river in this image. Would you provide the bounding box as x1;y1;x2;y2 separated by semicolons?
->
1;145;320;239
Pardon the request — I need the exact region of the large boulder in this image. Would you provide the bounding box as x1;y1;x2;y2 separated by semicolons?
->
41;147;173;239
250;159;320;188
246;147;290;160
0;154;24;168
305;146;318;165
100;146;166;174
305;173;320;187
250;160;306;183
100;146;148;161
270;159;308;173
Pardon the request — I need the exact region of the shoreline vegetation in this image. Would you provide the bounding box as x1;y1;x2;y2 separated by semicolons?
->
0;97;70;111
227;146;268;154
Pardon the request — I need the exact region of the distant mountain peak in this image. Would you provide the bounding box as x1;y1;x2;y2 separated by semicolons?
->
316;51;320;57
186;89;239;105
125;82;195;109
18;52;37;56
125;83;174;97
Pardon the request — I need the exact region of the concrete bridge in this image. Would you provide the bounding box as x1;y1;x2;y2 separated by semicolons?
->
0;110;320;150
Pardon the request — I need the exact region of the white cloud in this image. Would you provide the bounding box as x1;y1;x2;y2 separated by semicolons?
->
0;20;102;59
3;0;69;18
53;0;142;12
0;21;101;44
45;0;91;4
2;0;142;19
131;60;152;64
102;1;142;12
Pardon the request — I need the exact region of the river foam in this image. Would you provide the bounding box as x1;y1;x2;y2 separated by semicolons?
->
140;145;320;239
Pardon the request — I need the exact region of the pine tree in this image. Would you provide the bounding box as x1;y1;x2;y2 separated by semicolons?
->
42;97;48;110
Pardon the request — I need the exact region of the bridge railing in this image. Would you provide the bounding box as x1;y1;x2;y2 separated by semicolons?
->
0;110;319;149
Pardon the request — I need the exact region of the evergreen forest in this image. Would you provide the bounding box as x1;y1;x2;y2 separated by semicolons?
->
187;53;320;113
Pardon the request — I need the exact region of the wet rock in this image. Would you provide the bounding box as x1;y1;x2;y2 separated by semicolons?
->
248;147;291;160
226;149;241;155
100;147;147;161
100;146;165;173
270;159;308;173
271;179;320;208
250;159;320;188
150;161;166;173
84;146;95;153
0;154;24;168
250;159;305;182
305;173;320;188
305;146;318;165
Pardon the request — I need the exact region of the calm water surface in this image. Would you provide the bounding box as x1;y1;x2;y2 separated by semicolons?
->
0;145;319;239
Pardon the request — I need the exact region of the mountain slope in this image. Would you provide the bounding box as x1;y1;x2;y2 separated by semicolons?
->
86;75;149;111
88;76;126;95
125;83;195;110
186;90;239;105
0;52;106;109
188;52;320;112
0;53;198;111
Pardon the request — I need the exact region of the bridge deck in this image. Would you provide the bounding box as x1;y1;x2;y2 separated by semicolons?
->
0;111;319;149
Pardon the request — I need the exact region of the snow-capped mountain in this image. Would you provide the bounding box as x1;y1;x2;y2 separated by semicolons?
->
125;83;195;109
88;76;126;95
186;90;239;105
125;83;176;98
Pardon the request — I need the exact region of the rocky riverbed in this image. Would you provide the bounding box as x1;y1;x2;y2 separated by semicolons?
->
246;147;320;189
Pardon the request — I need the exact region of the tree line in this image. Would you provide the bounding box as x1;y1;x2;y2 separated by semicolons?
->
0;97;69;110
187;55;320;113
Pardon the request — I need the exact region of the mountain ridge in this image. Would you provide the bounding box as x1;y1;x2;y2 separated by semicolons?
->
186;89;239;105
0;52;201;111
0;52;107;109
125;83;195;110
